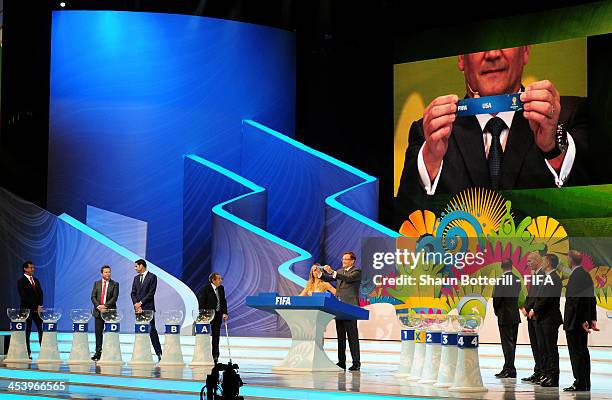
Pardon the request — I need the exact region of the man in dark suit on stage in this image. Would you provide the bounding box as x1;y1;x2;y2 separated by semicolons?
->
197;272;228;364
17;261;44;358
90;265;119;361
131;259;162;361
322;251;362;371
492;258;521;378
563;250;599;392
521;251;545;384
530;254;563;388
396;46;588;214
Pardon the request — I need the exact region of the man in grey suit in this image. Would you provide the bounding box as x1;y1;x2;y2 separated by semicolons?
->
90;265;119;361
322;251;362;371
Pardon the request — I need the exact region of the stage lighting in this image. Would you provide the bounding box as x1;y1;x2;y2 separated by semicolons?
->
60;2;66;8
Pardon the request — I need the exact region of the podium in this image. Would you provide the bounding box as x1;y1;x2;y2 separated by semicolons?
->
37;308;62;364
5;309;31;363
246;292;369;372
68;309;93;364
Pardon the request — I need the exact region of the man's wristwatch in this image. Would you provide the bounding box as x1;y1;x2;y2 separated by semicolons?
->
541;123;569;160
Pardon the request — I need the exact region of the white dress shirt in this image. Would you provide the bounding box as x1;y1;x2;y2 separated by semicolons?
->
24;273;35;286
211;282;221;311
100;279;109;305
139;270;148;284
417;111;576;195
569;265;583;275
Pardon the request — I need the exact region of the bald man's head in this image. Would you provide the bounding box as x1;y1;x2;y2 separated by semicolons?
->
526;252;542;271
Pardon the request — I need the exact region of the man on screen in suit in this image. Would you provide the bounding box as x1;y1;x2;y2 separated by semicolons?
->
530;254;563;388
197;272;228;364
563;250;598;392
396;46;588;214
521;251;545;384
321;251;362;371
90;265;119;361
131;259;162;361
17;261;44;358
492;258;521;378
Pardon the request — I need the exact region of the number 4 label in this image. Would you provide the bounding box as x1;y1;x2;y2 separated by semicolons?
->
458;334;478;348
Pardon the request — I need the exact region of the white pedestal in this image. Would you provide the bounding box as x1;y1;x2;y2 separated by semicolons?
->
190;327;214;366
37;331;61;363
99;365;123;375
38;363;61;371
450;334;487;392
407;338;426;380
160;366;185;379
419;342;442;384
129;329;154;366
273;309;342;372
4;331;31;363
394;336;414;377
68;364;91;373
68;332;92;364
97;332;124;365
434;338;458;388
159;334;185;366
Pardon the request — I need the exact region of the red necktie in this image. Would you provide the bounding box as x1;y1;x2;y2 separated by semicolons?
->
100;280;107;305
29;276;35;289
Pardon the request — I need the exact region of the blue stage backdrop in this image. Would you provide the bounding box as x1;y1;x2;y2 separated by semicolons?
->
6;10;397;336
48;11;295;280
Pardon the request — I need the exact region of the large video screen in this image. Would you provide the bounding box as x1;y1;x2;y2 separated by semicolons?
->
390;9;612;344
394;35;612;223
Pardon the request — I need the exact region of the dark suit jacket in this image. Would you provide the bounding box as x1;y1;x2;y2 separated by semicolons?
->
493;271;521;325
523;268;544;312
322;267;362;307
563;266;597;331
533;270;563;326
18;275;44;310
90;279;119;318
197;284;228;316
131;272;157;311
396;96;588;215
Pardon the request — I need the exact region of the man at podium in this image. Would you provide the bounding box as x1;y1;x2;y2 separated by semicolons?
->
321;251;362;371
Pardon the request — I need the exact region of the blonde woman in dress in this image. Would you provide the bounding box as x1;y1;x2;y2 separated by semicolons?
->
299;264;336;296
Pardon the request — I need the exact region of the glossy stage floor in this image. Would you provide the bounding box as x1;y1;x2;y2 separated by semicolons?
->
0;334;611;400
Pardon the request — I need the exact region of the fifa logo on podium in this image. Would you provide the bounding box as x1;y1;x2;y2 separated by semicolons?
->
275;297;291;305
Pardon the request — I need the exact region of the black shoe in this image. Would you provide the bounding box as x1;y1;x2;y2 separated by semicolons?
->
336;362;346;370
522;373;538;382
495;370;507;378
348;364;360;371
498;371;516;378
91;353;101;361
531;375;546;384
540;377;559;387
